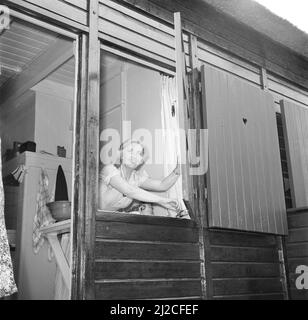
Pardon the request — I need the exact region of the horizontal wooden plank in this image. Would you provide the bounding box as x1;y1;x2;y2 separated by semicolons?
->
198;40;260;75
24;0;88;25
286;243;308;258
95;280;202;299
287;229;308;243
98;18;174;62
211;262;281;279
213;278;283;296
96;221;199;242
95;261;201;280
198;49;260;86
5;0;89;33
289;272;307;292
63;0;88;11
99;32;175;69
208;230;277;248
100;0;175;37
289;289;308;300
287;207;308;214
99;3;175;49
288;212;308;229
96;211;197;228
269;82;308;108
213;293;284;300
95;240;200;261
287;257;308;273
210;246;279;263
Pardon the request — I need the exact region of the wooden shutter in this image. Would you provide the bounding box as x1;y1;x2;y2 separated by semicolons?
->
281;100;308;208
202;65;287;235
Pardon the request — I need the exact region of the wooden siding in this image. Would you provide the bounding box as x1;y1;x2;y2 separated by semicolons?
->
4;0;88;31
285;208;308;300
198;40;261;87
98;0;190;69
202;65;287;235
121;0;308;90
95;212;202;300
206;229;285;300
281;100;308;208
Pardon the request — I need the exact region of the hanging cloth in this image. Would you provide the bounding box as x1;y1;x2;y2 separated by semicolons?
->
0;139;18;298
160;75;189;219
32;168;55;254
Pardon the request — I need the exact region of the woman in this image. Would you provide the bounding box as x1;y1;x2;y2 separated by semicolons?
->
99;139;182;214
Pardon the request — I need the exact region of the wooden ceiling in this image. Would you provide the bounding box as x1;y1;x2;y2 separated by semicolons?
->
0;19;75;90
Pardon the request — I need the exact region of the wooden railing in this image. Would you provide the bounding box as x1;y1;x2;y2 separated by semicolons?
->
94;211;202;300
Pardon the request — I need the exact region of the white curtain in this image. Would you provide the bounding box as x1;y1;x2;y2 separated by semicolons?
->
160;75;186;218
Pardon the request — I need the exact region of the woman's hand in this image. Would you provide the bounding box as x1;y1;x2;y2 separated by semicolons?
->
160;198;181;212
173;157;181;176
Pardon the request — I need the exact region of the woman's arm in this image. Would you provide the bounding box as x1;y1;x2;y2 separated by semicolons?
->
140;161;181;192
108;174;180;212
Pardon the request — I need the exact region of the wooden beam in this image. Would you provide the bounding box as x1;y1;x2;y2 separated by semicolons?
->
261;67;269;91
189;34;208;300
46;234;70;289
71;34;88;301
71;0;100;301
174;12;189;202
0;37;74;108
3;0;89;32
83;0;100;300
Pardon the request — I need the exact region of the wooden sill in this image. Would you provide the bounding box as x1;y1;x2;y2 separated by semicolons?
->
96;210;197;229
287;207;308;214
40;220;71;235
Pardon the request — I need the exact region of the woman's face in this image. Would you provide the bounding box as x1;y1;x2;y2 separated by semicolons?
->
121;143;144;169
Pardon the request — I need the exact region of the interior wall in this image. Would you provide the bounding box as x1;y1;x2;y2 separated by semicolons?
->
0;91;36;156
125;64;171;216
99;58;124;168
126;63;164;180
33;80;74;158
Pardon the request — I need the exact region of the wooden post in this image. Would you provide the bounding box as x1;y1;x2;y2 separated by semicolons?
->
174;12;189;202
189;34;213;300
71;0;100;300
261;67;289;300
261;67;269;91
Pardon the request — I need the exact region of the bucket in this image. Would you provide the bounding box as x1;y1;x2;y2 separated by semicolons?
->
47;201;71;221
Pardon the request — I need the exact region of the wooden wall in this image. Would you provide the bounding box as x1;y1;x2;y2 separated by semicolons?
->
205;229;286;300
4;0;88;31
98;0;190;70
202;65;287;235
285;208;308;300
94;212;288;300
122;0;308;90
95;212;203;300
